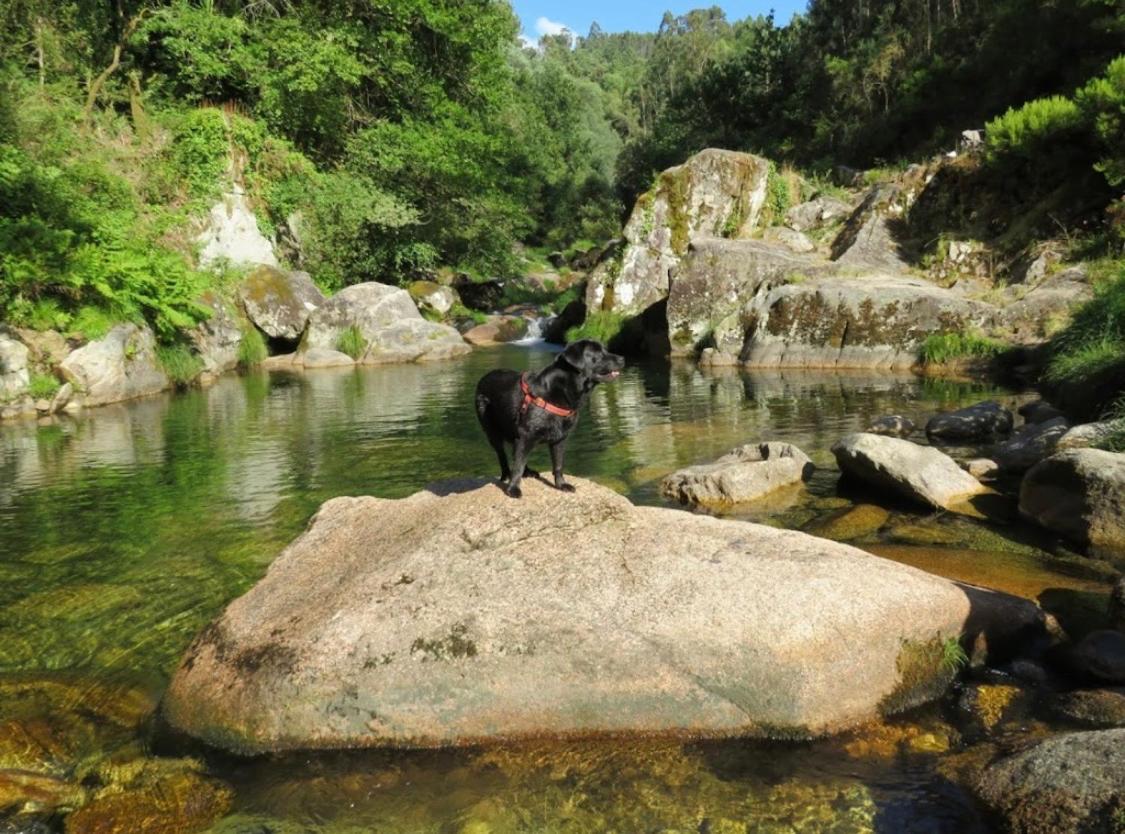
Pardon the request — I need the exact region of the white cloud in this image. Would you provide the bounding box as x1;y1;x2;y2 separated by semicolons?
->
518;33;538;49
534;15;571;37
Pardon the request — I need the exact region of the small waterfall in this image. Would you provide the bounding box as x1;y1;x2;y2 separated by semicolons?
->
514;314;555;345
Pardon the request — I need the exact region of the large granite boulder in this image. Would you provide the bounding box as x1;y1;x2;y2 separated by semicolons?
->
660;442;814;506
162;477;1037;753
975;729;1125;834
784;196;851;232
408;280;458;317
59;324;170;407
1000;268;1094;343
991;417;1070;473
238;266;324;342
303;282;469;364
1057;421;1119;451
832;433;988;510
586;149;771;319
830;184;912;271
926;401;1013;441
1019;450;1125;554
0;332;30;401
665;238;995;365
190;293;243;375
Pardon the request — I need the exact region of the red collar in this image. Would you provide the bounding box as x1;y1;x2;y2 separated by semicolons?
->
520;373;576;418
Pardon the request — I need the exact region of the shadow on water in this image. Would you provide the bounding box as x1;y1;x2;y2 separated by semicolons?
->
0;344;1113;832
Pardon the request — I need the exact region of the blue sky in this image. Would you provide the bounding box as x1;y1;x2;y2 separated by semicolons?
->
511;1;809;40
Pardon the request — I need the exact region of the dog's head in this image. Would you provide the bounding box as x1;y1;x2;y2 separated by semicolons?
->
558;340;625;385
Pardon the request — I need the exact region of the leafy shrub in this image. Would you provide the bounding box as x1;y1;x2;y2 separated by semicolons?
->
27;373;61;399
156;344;204;386
920;331;1007;365
335;325;367;360
1076;55;1125;187
238;325;268;366
985;96;1085;167
68;306;116;341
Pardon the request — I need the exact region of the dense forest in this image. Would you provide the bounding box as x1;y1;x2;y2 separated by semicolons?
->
0;0;1122;344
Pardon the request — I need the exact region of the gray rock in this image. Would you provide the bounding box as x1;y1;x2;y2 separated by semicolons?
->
1019;449;1125;553
59;324;170;407
1001;268;1093;343
830;185;911;271
190;294;243;375
964;458;1001;481
49;382;72;414
698;348;739;367
586;149;771;318
1019;400;1066;425
304;283;469;364
660;442;814;505
163;476;1032;753
1111;576;1125;634
975;729;1125;834
197;187;278;269
238;266;324;341
12;328;69;369
784;196;851;232
866;415;915;437
1048;688;1125;728
958;129;984;152
1057;421;1120;451
1069;630;1125;685
991;417;1070;473
926;401;1013;441
762;226;815;253
408;281;458;317
832;433;987;510
299;348;355;369
0;334;30;401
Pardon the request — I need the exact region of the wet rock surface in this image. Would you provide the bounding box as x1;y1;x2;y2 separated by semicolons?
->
161;476;1027;752
660;442;814;505
1047;688;1125;728
832;433;988;510
866;415;915;437
926;401;1013;441
991;416;1070;473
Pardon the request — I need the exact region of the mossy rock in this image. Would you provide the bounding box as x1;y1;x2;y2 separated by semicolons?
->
806;504;890;542
957;683;1031;735
0;769;86;816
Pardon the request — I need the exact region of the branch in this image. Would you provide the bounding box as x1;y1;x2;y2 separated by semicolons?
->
83;11;146;124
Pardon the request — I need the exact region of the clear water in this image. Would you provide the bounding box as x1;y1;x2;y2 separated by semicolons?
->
0;345;1112;833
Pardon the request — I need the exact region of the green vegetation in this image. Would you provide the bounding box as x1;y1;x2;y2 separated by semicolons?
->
1045;263;1125;391
27;373;61;400
238;326;267;367
566;311;627;346
920;332;1007;365
335;326;367;361
157;343;204;386
940;637;969;672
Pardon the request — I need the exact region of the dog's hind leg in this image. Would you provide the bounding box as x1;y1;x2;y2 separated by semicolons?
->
507;437;530;498
485;430;512;482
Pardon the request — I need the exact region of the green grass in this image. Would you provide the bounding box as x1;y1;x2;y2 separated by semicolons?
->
1044;262;1125;390
920;331;1007;365
940;637;969;672
27;373;61;399
156;344;204;386
238;325;268;366
335;325;368;360
67;306;117;341
565;310;626;345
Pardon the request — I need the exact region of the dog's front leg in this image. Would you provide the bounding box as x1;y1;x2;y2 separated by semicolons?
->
549;441;575;492
507;437;530;498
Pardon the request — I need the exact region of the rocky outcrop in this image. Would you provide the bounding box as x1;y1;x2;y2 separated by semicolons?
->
163;476;1037;753
1019;449;1125;554
59;324;170;407
238;266;324;342
762;226;815;253
665;238;994;366
197;186;278;269
925;401;1013;441
832;433;988;510
660;442;814;506
991;417;1070;473
462;316;529;346
1001;267;1094;343
830;184;912;271
0;332;30;401
975;729;1125;834
586;149;771;319
303;282;469;364
190;293;243;375
784;196;851;232
408;280;458;317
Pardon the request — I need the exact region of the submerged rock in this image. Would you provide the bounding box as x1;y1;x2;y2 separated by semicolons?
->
1019;449;1125;554
805;504;890;542
303;282;469;364
659;442;814;506
832;433;988;510
975;729;1125;834
238;266;324;342
59;324;169;408
926;401;1013;442
586;149;771;318
162;477;1029;753
866;415;915;438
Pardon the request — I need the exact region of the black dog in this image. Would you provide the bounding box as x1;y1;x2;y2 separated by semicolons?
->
475;340;624;498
